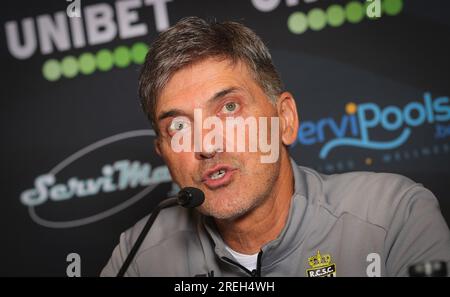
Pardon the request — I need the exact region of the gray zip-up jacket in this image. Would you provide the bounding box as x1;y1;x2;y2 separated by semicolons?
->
101;159;450;277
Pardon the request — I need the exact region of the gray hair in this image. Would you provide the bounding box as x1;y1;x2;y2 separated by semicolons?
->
138;16;284;131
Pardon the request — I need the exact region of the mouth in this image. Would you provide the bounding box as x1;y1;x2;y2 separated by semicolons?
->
201;164;237;190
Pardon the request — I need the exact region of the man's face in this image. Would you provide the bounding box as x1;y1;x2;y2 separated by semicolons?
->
155;58;283;220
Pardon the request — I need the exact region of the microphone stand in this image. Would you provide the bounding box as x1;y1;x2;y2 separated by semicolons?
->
116;197;178;277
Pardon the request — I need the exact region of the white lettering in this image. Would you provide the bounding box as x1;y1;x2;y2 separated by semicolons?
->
5;18;37;59
66;253;81;277
116;0;148;39
144;0;172;31
69;16;86;48
366;253;381;277
20;160;170;207
251;0;281;12
37;12;71;55
85;3;117;45
5;0;172;59
66;0;82;18
366;0;381;18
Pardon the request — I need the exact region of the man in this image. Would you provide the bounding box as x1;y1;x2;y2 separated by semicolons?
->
101;17;450;277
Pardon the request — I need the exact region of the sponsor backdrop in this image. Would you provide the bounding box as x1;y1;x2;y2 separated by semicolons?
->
1;0;449;276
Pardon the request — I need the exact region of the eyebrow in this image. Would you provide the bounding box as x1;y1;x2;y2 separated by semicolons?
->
157;87;240;122
207;87;239;105
157;108;189;122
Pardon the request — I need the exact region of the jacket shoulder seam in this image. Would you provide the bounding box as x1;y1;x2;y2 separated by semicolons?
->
134;229;197;260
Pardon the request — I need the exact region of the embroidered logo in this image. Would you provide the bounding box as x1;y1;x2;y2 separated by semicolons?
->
306;250;337;277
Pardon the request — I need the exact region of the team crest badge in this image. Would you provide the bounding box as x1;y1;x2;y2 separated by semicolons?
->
306;250;337;277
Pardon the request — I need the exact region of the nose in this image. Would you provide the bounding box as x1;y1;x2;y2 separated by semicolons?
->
195;140;223;160
193;116;225;160
195;150;216;160
194;132;224;160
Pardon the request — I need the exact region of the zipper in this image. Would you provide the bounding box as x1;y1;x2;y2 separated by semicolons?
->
253;251;263;277
222;250;263;277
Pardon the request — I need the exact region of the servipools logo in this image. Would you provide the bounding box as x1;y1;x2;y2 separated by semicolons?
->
20;130;175;228
296;92;450;159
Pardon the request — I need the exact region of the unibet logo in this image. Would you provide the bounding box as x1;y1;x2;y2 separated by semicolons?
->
4;0;171;81
251;0;404;35
5;0;170;59
296;92;450;159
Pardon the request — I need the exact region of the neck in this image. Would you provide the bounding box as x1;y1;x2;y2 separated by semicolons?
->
215;152;294;254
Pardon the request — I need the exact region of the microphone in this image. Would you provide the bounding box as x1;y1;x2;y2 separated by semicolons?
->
116;187;205;277
177;187;205;208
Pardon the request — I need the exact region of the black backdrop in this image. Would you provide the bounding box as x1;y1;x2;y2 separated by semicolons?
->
1;0;449;276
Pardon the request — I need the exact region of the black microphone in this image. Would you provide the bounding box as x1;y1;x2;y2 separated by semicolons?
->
116;187;205;277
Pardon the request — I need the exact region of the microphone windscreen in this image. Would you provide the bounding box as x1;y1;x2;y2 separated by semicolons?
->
177;187;205;208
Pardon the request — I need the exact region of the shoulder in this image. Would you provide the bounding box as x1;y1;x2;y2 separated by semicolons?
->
299;166;435;230
121;205;199;256
101;205;202;276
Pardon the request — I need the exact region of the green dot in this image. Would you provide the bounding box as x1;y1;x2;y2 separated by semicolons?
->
308;8;326;31
326;5;345;27
383;0;403;16
61;56;78;78
96;49;113;71
345;1;364;23
78;53;96;75
113;46;131;68
288;12;308;34
42;59;61;81
131;42;149;64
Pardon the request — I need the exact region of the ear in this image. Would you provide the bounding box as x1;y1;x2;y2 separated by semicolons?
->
154;138;162;157
277;92;299;146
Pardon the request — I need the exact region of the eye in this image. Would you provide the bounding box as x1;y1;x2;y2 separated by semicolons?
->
168;117;191;134
221;102;239;114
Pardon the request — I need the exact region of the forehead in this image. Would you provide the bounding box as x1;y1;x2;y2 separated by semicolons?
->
156;58;258;112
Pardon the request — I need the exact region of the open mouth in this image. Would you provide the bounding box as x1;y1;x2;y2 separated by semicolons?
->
201;165;237;189
210;169;226;180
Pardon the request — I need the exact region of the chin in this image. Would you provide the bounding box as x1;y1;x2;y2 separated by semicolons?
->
201;208;247;220
198;197;256;220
